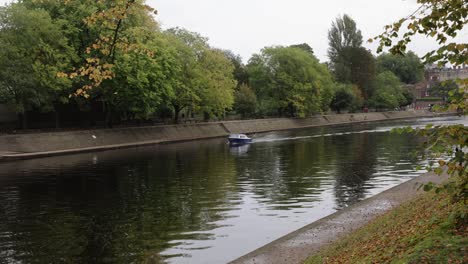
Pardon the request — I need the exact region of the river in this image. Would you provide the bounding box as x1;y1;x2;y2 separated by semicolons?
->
0;116;465;263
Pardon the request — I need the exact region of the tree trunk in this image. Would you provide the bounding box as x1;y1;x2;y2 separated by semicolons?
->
105;102;113;128
173;104;180;124
54;107;60;129
203;111;210;121
19;112;28;129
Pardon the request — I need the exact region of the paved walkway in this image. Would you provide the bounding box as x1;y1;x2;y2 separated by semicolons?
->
0;140;163;161
229;172;447;264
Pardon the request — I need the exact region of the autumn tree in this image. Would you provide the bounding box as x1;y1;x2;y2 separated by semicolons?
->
372;0;467;67
38;0;159;98
375;0;467;217
18;0;161;126
103;30;175;121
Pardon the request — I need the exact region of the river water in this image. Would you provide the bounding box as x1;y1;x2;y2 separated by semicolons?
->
0;116;465;264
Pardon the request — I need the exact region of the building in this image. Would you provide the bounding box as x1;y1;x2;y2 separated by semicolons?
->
410;64;468;109
425;64;468;84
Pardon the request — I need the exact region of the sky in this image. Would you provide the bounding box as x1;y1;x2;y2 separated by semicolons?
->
149;0;450;63
1;0;466;63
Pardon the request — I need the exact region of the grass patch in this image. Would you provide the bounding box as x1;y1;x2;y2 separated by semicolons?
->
306;192;467;263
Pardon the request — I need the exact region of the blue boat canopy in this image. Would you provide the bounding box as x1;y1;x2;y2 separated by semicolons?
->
228;134;252;144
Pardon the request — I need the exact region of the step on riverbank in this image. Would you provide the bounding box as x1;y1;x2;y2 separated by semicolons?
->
229;172;449;264
0;111;452;161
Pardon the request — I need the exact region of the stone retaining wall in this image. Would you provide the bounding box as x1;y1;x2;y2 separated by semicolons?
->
0;111;440;154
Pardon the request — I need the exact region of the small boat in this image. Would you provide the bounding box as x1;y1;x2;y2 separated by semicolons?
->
228;134;252;145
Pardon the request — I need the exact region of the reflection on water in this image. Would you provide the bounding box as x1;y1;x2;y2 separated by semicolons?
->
0;116;465;263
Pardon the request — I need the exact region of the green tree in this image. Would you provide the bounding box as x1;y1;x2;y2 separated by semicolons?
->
234;84;258;118
334;47;376;100
327;15;375;101
223;50;249;86
330;84;361;113
429;80;459;102
376;51;424;84
401;89;415;107
247;46;334;117
327;14;363;64
290;43;314;56
164;28;205;123
369;71;406;110
198;48;236;120
22;0;159;97
20;0;161;126
0;4;74;128
102;30;176;121
165;28;236;123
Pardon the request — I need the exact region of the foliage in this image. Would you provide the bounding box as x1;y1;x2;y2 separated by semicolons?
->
327;14;363;65
197;48;236;118
247;46;335;117
415;124;467;204
333;47;376;100
223;50;249;86
401;89;415;107
103;30;175;120
0;3;74;127
289;43;314;55
372;0;467;66
376;51;424;84
165;28;236;122
326;14;376;102
234;84;258;118
56;0;158;97
429;80;459;101
163;28;205;123
374;0;467;219
306;192;467;263
369;71;407;110
330;84;357;113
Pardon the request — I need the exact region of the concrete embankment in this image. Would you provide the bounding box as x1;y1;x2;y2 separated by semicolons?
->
229;172;449;264
0;111;448;161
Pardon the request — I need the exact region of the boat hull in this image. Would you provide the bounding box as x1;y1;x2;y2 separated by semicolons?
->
228;138;252;145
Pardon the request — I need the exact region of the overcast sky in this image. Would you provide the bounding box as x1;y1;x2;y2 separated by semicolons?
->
150;0;446;63
1;0;466;63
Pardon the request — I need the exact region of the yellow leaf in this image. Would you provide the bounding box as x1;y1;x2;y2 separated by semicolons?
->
56;72;68;78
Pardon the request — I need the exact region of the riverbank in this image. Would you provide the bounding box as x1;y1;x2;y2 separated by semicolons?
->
229;172;449;264
0;111;452;161
305;190;466;263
